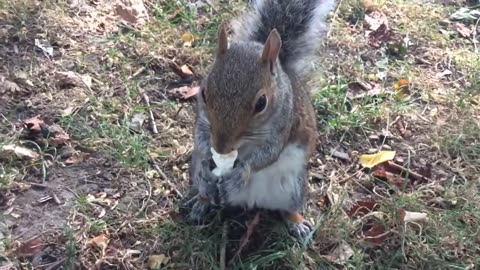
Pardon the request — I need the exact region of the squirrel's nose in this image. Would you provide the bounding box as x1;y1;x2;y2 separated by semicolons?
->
211;136;235;154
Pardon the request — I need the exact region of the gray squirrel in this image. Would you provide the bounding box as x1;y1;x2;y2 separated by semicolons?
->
187;0;336;242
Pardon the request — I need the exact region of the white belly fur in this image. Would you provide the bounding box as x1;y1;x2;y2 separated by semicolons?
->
228;143;306;211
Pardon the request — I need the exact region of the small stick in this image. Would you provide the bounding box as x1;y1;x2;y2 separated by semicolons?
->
229;212;261;265
150;158;183;198
143;93;158;134
220;221;229;270
129;66;146;80
387;161;431;182
52;192;62;205
30;182;48;189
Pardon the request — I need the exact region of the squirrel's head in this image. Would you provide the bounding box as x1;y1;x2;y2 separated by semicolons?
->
199;22;284;154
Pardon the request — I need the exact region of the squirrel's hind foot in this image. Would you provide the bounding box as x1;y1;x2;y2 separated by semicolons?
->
285;212;314;245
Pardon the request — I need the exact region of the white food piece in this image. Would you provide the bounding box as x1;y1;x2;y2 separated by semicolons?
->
211;147;238;176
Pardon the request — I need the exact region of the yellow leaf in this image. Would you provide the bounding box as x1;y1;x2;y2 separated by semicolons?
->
393;79;410;101
182;32;194;43
359;151;396;168
90;234;109;255
393;79;409;91
148;254;170;269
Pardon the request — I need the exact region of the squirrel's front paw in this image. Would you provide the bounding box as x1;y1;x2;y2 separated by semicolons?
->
187;194;213;224
285;213;314;245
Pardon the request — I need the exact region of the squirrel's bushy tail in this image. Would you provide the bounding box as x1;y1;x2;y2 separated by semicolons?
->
231;0;336;77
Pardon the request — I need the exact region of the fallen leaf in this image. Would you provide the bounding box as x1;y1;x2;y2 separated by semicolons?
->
61;106;77;117
115;0;149;27
399;209;428;223
347;81;382;99
171;63;194;79
65;152;90;165
330;148;351;161
359;151;396;168
367;23;393;48
87;193;112;207
147;254;170;269
182;32;195;47
435;69;452;78
170;86;200;100
46;124;71;145
324;241;354;263
393;79;410;100
34;39;53;57
361;221;388;246
450;7;480;22
15;238;43;258
364;10;388;31
129;113;146;133
347;200;380;218
454;23;472;38
22;115;44;132
0;144;39;160
362;0;377;11
90;234;109;255
14;182;31;192
55;71;92;88
0;76;21;94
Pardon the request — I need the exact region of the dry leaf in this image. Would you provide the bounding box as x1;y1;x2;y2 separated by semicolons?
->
360;221;388;247
90;234;109;254
367;23;393;48
347;81;382;99
182;32;195;47
15;182;31;192
34;39;53;57
170;86;200;100
147;254;170;269
364;10;388;31
22;115;44;132
0;76;21;94
55;71;92;88
15;238;43;258
115;0;149;26
363;0;377;11
0;144;39;160
87;193;112;207
359;151;396;168
129;113;146;132
347;200;380;218
324;241;354;263
435;69;452;79
393;79;410;100
400;209;428;222
65;152;90;165
455;23;472;38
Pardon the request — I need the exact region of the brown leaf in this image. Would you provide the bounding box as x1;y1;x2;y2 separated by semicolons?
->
115;0;149;26
147;254;170;269
363;0;377;11
347;200;380;218
0;144;39;160
0;76;21;94
55;71;92;88
347;81;383;99
367;23;393;48
89;234;109;255
364;10;388;32
15;238;43;258
65;152;90;165
360;221;388;247
23;115;44;132
170;86;200;100
455;23;472;38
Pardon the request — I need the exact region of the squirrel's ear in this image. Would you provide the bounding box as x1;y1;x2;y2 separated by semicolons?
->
260;29;282;71
217;21;229;56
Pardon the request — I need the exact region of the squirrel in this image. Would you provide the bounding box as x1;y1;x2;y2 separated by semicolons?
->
186;0;336;242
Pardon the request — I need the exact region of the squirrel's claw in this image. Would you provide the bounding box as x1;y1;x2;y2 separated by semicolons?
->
187;195;214;224
287;219;314;245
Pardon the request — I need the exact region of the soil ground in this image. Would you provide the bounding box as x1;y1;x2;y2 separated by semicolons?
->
0;0;479;269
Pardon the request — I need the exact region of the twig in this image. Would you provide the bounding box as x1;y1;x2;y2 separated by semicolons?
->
142;93;158;134
220;221;229;270
129;66;146;80
228;212;261;265
386;161;431;182
136;178;152;218
150;157;183;198
30;182;48;189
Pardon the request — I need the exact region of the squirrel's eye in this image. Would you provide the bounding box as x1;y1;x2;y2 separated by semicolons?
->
254;95;267;114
